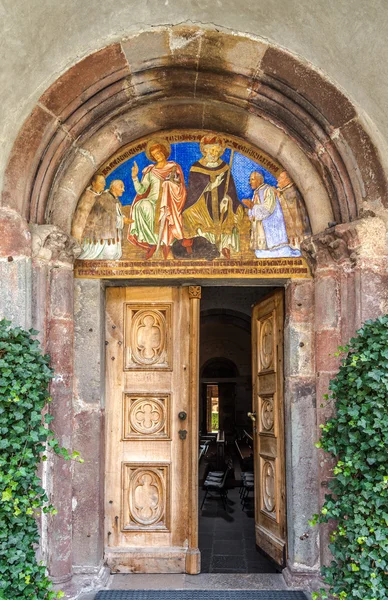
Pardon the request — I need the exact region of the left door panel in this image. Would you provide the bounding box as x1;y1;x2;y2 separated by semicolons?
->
105;287;197;573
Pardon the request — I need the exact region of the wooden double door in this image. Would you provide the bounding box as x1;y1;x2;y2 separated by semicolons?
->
105;286;286;573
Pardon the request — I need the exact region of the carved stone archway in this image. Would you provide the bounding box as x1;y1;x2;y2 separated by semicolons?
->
2;25;387;228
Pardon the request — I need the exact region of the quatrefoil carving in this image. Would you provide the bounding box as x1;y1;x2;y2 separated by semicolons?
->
123;395;169;440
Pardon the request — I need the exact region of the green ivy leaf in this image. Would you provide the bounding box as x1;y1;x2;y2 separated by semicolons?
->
0;319;83;598
310;315;388;599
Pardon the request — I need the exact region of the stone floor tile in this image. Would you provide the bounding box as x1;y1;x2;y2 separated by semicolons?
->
198;533;214;549
213;540;244;555
211;555;247;570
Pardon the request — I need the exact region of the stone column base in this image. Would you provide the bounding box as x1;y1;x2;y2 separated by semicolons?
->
53;564;110;600
283;564;322;591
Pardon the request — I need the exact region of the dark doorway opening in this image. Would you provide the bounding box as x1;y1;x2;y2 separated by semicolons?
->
198;286;279;574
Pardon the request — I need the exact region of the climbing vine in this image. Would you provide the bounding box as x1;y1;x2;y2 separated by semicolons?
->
311;315;388;600
0;319;81;600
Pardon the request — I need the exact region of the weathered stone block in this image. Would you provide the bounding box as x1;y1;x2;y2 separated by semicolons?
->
47;453;72;581
49;149;96;234
260;46;356;129
2;106;58;217
64;80;130;142
0;258;32;329
284;322;315;377
199;29;267;77
128;66;197;100
202;101;249;137
169;25;203;67
121;30;171;73
81;124;121;169
359;267;387;322
285;280;314;324
339;118;388;208
49;268;74;320
284;376;319;569
74;279;103;406
39;44;129;120
72;410;104;567
31;261;49;345
315;329;341;372
195;70;250;108
0;208;31;257
48;320;74;376
113;100;205;146
31;127;75;224
314;275;339;330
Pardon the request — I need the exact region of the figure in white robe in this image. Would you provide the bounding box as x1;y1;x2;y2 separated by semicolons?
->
243;171;300;258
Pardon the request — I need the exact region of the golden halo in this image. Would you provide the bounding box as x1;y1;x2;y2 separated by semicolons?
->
199;134;226;157
145;138;171;162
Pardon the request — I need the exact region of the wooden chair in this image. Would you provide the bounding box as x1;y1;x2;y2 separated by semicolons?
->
201;467;230;511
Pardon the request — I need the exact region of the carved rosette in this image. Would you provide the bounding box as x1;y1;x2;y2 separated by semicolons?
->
189;286;201;299
122;464;169;531
123;395;169;440
124;304;172;370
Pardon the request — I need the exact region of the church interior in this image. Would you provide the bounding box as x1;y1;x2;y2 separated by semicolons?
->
198;286;278;573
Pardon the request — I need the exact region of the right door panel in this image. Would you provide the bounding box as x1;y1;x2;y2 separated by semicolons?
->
251;289;286;567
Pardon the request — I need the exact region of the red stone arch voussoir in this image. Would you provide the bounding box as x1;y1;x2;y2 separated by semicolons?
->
2;25;387;227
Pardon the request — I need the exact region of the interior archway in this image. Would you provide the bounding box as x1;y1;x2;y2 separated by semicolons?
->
202;357;239;379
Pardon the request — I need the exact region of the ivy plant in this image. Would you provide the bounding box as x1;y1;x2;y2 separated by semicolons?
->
311;314;388;600
0;319;82;600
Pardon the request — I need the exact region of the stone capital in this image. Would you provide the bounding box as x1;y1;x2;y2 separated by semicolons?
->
301;223;361;274
30;224;81;266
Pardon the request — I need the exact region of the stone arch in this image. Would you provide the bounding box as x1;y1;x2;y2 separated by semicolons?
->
201;309;251;333
2;25;387;231
201;357;240;379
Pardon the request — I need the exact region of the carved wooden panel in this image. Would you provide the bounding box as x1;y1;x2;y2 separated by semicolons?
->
259;394;275;435
259;315;274;372
122;463;170;531
260;458;277;520
124;303;172;370
123;394;170;440
252;290;286;566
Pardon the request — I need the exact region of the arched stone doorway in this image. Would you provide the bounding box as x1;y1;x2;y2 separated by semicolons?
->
1;24;387;596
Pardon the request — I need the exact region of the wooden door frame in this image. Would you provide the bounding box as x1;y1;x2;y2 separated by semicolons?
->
186;285;201;573
195;280;318;583
96;278;319;580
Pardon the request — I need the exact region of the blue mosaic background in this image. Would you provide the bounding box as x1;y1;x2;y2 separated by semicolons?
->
105;143;278;207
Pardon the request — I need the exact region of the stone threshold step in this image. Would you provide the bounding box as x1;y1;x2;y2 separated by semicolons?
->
77;573;311;600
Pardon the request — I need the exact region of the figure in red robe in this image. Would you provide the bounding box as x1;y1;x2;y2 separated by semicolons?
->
128;138;187;260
